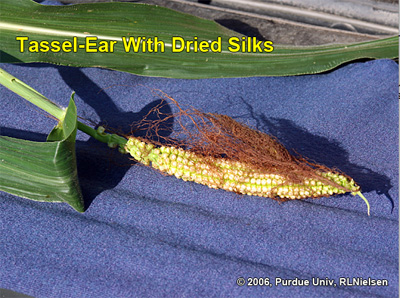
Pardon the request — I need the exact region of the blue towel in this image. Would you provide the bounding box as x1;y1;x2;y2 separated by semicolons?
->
0;58;398;297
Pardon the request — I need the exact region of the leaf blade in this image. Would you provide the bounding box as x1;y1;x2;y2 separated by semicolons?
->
0;0;398;78
0;97;84;212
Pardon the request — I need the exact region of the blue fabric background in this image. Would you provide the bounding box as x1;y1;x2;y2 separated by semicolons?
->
0;58;398;298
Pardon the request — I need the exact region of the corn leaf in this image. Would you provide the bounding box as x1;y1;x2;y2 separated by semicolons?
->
0;0;398;79
0;96;85;212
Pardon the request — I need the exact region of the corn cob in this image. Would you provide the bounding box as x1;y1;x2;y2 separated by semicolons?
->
125;137;366;205
118;97;370;215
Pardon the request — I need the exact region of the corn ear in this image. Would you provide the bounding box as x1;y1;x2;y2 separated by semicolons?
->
125;137;361;201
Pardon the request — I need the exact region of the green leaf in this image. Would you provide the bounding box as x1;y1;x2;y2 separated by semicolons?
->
47;93;76;142
0;96;85;212
0;0;398;78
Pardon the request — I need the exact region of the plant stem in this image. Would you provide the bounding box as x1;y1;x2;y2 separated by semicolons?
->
0;67;65;120
0;67;127;149
77;122;127;149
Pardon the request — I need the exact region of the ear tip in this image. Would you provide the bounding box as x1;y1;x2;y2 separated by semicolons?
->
356;191;371;217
